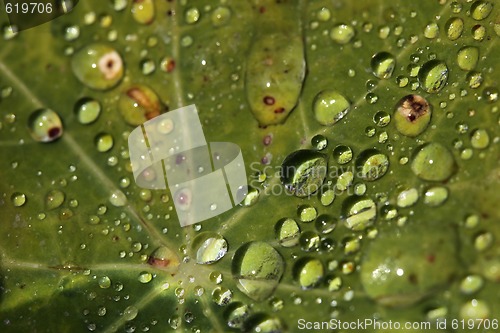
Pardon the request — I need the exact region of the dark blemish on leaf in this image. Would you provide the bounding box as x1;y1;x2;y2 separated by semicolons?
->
408;273;418;285
426;254;435;263
263;134;272;146
259;6;266;13
274;107;285;113
48;127;61;138
148;257;171;268
397;94;430;123
263;96;275;105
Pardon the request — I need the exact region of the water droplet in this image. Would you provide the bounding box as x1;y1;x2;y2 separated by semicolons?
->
98;276;111;289
361;220;459;306
131;0;155;25
315;214;336;234
474;232;493;251
75;98;101;124
95;133;114;152
356;149;389;181
118;85;162;126
45;189;65;210
294;258;324;289
418;60;448;93
336;171;354;191
311;135;327;150
243;314;283;333
109;190;127;207
147;246;178;269
275;218;300;247
342;196;376;230
11;192;26;207
319;187;335;206
411;143;456;181
280;150;327;197
239;186;260;207
71;44;124;90
394;94;431;137
332;145;353;164
371;52;396;79
457;46;479;71
140;59;155;75
64;25;80;41
209;271;223;284
211;6;231;27
424;22;439;39
298;205;317;222
225;302;250;329
185;7;200;24
181;35;193;47
423;186;449;206
192;232;227;264
445;17;464;40
138;271;153;283
373;111;391;127
471;1;493;20
460;274;484;294
396;188;419;207
470;129;490;149
212;287;232;306
467;71;483;89
28;109;63;142
482;87;499;103
299;231;321;252
313;90;350;126
330;24;355;44
232;242;284;301
123;306;138;321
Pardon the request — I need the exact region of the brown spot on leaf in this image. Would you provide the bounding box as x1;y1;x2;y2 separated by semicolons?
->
397;94;430;123
263;96;275;105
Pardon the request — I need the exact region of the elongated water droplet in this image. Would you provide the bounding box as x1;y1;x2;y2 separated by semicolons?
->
71;44;123;90
294;258;324;289
95;133;114;152
313;90;350;126
75;98;101;124
423;186;449;206
330;24;355;44
232;242;284;301
418;60;448;93
471;1;493;20
342;196;377;231
275;218;300;247
356;149;389;181
28;109;63;142
411;143;456;181
445;17;464;40
396;188;419;207
118;85;162;126
280;150;327;197
457;46;479;71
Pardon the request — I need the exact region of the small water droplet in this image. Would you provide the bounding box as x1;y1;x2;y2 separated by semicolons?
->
424;22;439;39
423;186;449;206
225;302;250;329
299;231;321;252
394;94;431;137
280;150;327;197
131;0;155;25
45;189;65;210
11;192;27;207
232;242;284;301
482;87;499;103
342;196;376;230
95;133;114;152
211;6;231;27
192;232;228;264
467;71;483;89
123;306;138;321
98;276;111;289
460;274;484;294
275;218;300;247
109;190;127;207
28;109;63;142
212;287;232;306
311;135;327;150
470;128;490;149
298;205;317;222
294;258;324;289
138;271;153;283
313;90;350;126
315;214;336;234
185;7;200;24
457;46;479;71
445;17;464;41
396;188;419;207
332;145;353;164
356;149;389;181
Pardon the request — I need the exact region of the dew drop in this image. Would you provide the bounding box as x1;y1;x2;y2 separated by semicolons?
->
470;129;490;149
424;22;439;39
457;46;479;71
298;205;317;222
356;149;389;181
311;135;327;150
394;94;431;137
294;258;324;289
71;44;124;90
211;6;231;27
45;189;65;210
185;7;200;24
131;0;155;25
315;214;336;234
192;232;228;264
471;24;486;41
445;17;464;41
332;145;353;164
342;196;377;231
418;60;448;93
123;306;138;321
98;276;111;289
212;287;232;306
373;111;391;127
313;90;350;126
75;98;101;124
232;242;284;301
299;231;321;252
330;24;355;44
280;150;328;197
467;71;483;89
109;190;127;207
482;87;499;103
28;109;63;142
471;1;493;20
396;188;419;207
118;85;162;126
95;133;114;152
138;271;153;284
423;186;449;206
225;302;250;329
459;274;484;294
371;52;396;79
275;218;300;247
411;143;456;181
11;192;27;207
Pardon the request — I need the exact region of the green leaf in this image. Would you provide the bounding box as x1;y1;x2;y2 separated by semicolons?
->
1;0;499;332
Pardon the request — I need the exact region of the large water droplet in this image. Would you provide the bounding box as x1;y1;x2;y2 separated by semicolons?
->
371;52;396;79
275;218;300;247
224;302;250;329
445;17;464;40
294;258;324;289
356;149;389;181
11;192;27;207
394;94;431;137
28;109;63;142
118;85;162;126
457;46;479;71
71;44;124;90
192;232;228;264
470;128;490;149
418;60;448;93
185;7;200;24
423;186;449;206
330;24;355;44
313;90;350;126
471;1;493;20
280;150;328;197
232;242;284;301
342;196;377;230
411;143;456;181
131;0;155;25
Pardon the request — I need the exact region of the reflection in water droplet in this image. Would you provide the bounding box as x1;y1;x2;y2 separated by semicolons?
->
232;242;284;301
294;258;324;289
411;143;456;181
330;24;355;44
28;109;63;142
342;196;376;230
356;149;389;181
192;232;228;264
311;135;328;150
371;52;396;79
275;218;300;247
424;22;439;39
299;231;321;252
394;94;431;137
445;17;464;40
332;145;353;164
419;60;448;93
119;85;162;126
373;111;391;127
212;287;232;306
313;90;350;126
75;98;101;124
225;302;250;329
280;150;327;197
71;44;124;90
467;71;483;89
98;276;111;289
315;214;336;234
471;1;493;20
